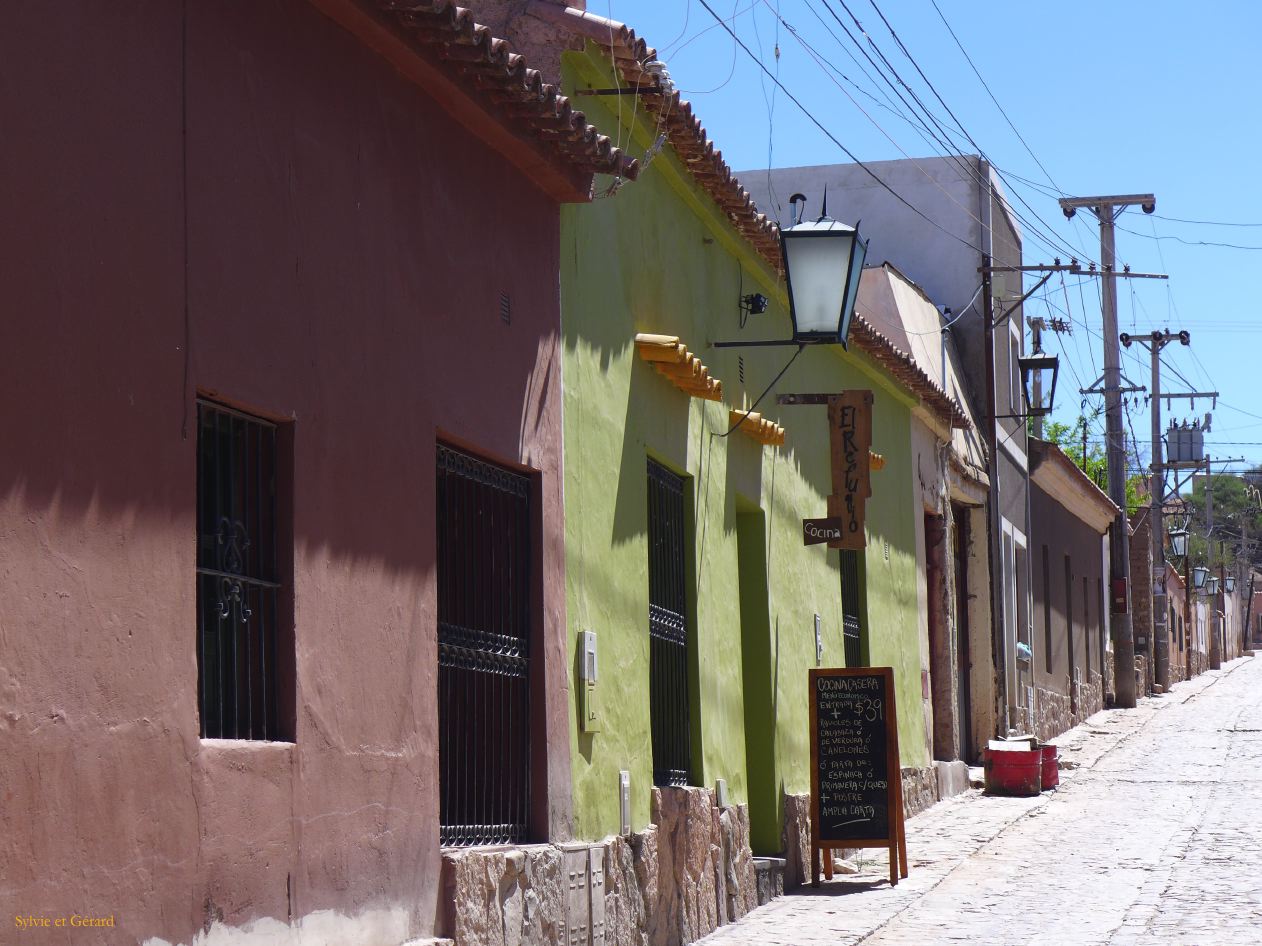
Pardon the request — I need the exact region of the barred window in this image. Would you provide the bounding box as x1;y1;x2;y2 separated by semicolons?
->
648;458;691;787
196;401;283;741
436;444;533;846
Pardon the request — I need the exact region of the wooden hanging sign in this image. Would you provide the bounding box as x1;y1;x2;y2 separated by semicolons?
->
802;517;845;546
827;391;873;550
808;667;908;887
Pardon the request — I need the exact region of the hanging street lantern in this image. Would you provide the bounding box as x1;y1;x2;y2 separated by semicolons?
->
1206;575;1221;595
1192;565;1210;589
1018;351;1060;417
713;192;869;352
1168;525;1189;558
780;215;869;348
1225;575;1237;594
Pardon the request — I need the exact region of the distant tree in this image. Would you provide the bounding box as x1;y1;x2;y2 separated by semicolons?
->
1182;470;1262;568
1042;417;1144;513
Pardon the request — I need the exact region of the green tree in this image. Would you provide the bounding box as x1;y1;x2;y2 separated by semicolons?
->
1042;417;1144;512
1182;470;1262;569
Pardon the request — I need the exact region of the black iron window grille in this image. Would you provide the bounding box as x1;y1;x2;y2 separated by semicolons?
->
840;550;865;667
437;444;532;846
647;459;691;787
196;401;282;741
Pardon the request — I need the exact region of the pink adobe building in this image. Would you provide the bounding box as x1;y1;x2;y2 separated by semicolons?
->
0;1;634;943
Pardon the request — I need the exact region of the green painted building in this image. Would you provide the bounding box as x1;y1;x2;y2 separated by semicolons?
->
551;41;956;856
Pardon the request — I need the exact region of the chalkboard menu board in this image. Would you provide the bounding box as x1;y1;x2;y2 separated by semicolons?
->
808;667;907;886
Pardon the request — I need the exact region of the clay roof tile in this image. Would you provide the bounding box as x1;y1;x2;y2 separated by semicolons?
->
381;0;638;181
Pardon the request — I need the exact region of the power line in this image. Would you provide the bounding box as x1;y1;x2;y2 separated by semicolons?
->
755;0;1087;267
784;13;1086;265
667;0;760;57
678;0;742;95
1114;223;1262;251
821;0;1094;265
855;0;1090;263
1218;401;1262;423
770;8;1009;253
926;0;1061;194
694;0;990;253
1158;350;1201;394
1151;213;1262;228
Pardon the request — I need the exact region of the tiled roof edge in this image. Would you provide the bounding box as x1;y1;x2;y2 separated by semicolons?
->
379;0;639;181
541;4;967;430
530;4;779;261
850;315;972;431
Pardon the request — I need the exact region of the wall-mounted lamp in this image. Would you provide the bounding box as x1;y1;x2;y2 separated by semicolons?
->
1019;352;1060;418
994;351;1061;420
1206;575;1221;595
1168;525;1189;558
714;191;868;350
1225;575;1237;594
739;293;769;317
1192;565;1209;589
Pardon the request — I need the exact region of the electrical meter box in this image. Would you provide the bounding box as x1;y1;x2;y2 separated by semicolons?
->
579;630;600;733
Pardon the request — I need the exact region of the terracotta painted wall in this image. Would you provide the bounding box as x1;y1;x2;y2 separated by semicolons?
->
558;49;927;853
1;1;570;943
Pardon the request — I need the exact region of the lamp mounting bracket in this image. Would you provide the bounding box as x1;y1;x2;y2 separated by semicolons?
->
712;338;814;349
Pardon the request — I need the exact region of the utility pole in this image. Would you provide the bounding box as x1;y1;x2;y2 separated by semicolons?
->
1206;457;1220;669
1246;570;1257;650
1121;329;1194;692
1184;553;1193;680
1216;542;1226;669
1060;194;1156;709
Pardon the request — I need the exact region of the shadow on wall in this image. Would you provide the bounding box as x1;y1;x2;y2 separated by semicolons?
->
3;326;563;579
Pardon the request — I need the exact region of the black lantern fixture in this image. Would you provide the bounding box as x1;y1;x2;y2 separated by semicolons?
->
1206;575;1221;595
1168;525;1189;558
779;213;868;348
1192;565;1209;589
1225;575;1237;593
714;192;868;350
1018;351;1060;418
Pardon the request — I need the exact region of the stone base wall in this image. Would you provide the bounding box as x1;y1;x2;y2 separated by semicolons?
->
1078;672;1104;719
780;792;811;890
751;858;784;906
455;765;955;946
1167;656;1187;685
1034;686;1073;742
441;787;755;946
1188;649;1209;678
900;766;939;819
1136;655;1152;697
1036;673;1104;741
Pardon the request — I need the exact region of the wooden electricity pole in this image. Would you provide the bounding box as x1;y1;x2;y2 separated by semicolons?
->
1122;330;1210;692
1059;194;1157;709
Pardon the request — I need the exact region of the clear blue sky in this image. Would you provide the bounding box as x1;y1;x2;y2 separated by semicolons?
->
601;1;1262;476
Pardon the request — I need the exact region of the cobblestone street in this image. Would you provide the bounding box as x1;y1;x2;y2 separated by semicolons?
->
703;656;1262;946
